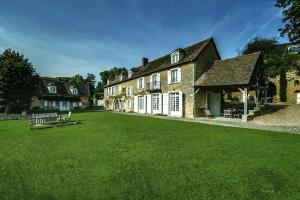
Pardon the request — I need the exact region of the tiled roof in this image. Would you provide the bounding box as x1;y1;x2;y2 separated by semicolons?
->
195;52;261;87
39;77;89;97
105;37;216;87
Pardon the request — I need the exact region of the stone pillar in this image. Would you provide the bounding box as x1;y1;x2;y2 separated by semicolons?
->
242;87;248;122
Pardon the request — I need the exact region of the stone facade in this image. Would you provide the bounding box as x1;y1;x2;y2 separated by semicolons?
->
104;38;220;118
30;77;90;111
269;70;300;104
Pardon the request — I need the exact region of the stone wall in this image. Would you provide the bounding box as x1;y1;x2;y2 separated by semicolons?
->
269;70;300;104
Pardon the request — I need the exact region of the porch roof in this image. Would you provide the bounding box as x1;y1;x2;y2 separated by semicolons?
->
195;52;261;87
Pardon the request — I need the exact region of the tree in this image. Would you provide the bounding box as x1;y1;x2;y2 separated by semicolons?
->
279;67;287;102
0;49;40;113
241;37;299;77
100;67;128;85
276;0;300;44
85;73;96;103
241;37;300;102
69;74;85;85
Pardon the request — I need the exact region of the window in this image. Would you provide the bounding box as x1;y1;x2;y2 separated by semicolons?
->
138;96;144;110
138;78;144;89
152;74;160;89
48;86;57;93
170;92;179;112
294;80;300;87
73;102;80;107
152;94;159;111
111;87;115;95
171;69;178;83
127;99;132;109
171;52;179;64
126;87;132;96
70;87;78;95
44;100;56;108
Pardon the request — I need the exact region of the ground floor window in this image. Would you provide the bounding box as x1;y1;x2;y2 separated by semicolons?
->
138;96;144;110
127;99;132;109
297;92;300;104
152;94;159;111
44;100;56;108
170;92;179;112
73;102;80;107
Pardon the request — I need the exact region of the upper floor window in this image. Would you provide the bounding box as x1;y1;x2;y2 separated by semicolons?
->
126;87;132;96
171;51;179;64
137;77;144;89
111;86;115;95
70;87;78;95
295;80;300;87
48;86;57;94
168;68;181;84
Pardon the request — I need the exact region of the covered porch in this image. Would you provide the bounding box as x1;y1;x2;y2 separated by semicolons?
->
194;51;267;122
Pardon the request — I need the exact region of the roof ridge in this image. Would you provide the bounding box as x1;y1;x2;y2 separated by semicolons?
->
215;51;261;63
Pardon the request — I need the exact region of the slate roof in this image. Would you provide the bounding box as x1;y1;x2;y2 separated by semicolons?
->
195;52;261;87
38;77;89;97
105;37;218;87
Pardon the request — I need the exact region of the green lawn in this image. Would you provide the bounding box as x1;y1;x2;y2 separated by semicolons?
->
0;112;300;200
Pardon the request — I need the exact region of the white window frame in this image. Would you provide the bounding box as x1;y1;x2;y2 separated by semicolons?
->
152;94;159;111
126;87;132;96
171;51;179;64
170;69;178;83
138;77;144;89
138;96;144;110
111;86;115;96
48;86;57;94
71;88;78;95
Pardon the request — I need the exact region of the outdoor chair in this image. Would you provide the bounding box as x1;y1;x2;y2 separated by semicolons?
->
224;109;232;118
62;111;72;121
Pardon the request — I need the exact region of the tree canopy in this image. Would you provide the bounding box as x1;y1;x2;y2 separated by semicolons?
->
100;67;128;85
241;37;299;77
276;0;300;44
0;49;40;112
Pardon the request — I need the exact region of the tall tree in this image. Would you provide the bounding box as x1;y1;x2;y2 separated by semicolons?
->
100;67;128;85
241;37;299;77
85;73;96;103
0;49;40;113
276;0;300;44
69;74;85;85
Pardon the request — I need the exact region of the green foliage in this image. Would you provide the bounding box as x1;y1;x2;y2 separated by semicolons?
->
0;49;40;112
276;0;300;44
100;67;128;84
85;73;96;102
279;68;287;102
241;37;300;77
1;112;300;199
69;74;85;85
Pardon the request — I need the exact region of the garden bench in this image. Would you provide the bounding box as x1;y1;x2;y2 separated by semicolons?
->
29;113;61;128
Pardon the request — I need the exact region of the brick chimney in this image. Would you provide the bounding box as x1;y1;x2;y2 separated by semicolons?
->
142;57;148;67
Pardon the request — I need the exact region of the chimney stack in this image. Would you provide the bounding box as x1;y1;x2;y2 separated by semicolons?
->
142;57;148;67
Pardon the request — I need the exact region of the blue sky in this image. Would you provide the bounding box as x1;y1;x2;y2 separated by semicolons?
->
0;0;288;80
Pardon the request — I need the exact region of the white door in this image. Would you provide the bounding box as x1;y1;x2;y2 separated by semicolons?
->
297;92;300;104
169;92;182;117
138;96;146;114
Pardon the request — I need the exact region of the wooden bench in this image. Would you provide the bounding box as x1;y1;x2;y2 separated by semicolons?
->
29;113;61;128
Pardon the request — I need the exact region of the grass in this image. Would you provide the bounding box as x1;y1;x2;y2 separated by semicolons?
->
0;112;300;200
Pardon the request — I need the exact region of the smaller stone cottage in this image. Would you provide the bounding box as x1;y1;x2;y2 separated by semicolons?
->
30;77;89;111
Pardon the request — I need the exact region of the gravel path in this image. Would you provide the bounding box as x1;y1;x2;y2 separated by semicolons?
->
113;106;300;134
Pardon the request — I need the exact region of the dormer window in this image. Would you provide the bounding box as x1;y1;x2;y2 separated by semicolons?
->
171;51;180;64
48;86;57;94
70;87;78;95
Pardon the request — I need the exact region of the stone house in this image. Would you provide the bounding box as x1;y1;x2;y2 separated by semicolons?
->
30;77;89;111
103;37;265;120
